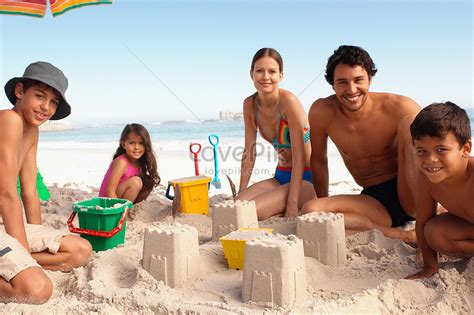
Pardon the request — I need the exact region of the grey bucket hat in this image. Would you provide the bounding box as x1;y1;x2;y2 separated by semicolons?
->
4;61;71;120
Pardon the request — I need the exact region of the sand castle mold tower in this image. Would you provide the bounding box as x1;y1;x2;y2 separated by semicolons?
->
219;228;273;269
142;222;200;288
212;200;258;240
242;234;307;307
296;212;347;267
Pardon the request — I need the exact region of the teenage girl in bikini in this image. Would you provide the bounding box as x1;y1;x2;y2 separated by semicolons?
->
236;48;316;220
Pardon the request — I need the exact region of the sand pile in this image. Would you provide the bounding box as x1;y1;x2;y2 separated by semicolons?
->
1;183;472;313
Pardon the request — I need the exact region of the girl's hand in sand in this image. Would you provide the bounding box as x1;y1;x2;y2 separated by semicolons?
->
405;267;438;280
284;204;299;218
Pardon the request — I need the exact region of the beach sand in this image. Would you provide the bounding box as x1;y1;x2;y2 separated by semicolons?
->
2;145;472;313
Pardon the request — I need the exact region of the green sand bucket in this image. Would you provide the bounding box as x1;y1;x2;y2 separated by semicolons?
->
68;198;132;252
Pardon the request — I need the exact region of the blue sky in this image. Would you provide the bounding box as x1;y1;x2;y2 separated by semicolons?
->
0;0;472;125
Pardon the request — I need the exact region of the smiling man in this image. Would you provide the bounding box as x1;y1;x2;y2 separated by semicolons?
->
302;46;421;243
0;62;91;304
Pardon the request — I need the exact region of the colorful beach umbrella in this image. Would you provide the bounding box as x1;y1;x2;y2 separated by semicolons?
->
0;0;112;18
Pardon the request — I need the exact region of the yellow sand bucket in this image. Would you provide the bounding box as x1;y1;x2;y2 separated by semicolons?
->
165;175;212;215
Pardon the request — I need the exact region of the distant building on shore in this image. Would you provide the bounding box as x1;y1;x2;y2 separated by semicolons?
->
219;111;243;121
39;120;73;132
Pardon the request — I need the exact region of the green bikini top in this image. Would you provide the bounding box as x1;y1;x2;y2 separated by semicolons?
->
254;94;310;150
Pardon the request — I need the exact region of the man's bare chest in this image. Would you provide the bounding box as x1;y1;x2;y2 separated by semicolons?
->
328;120;397;159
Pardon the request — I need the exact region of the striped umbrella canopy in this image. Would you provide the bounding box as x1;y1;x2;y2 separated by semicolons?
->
0;0;112;18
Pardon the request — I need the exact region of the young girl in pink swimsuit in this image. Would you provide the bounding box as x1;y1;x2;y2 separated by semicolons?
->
99;124;160;204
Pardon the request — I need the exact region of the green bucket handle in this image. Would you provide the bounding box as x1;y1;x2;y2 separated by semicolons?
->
67;207;128;238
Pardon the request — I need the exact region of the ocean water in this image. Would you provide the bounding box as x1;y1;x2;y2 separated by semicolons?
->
40;108;474;145
39;120;245;145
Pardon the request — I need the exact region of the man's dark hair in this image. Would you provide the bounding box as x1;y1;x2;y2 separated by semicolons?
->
325;45;377;85
410;101;471;147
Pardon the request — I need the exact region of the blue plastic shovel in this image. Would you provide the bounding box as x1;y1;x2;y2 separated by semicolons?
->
208;134;221;189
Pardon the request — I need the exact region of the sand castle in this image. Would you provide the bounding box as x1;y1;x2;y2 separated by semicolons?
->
296;212;347;267
260;217;297;235
212;200;258;240
142;222;200;288
242;234;307;307
219;228;272;269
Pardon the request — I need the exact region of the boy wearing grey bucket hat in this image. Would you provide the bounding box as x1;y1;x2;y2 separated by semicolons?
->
0;62;91;304
4;61;71;120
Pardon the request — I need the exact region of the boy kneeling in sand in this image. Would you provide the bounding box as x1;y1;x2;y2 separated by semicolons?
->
407;102;474;279
0;62;92;303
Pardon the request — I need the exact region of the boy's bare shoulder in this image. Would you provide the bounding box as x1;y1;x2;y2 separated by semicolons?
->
0;108;21;120
0;109;23;132
0;110;26;152
426;157;474;200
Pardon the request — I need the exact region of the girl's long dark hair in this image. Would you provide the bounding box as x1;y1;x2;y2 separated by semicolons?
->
113;123;161;196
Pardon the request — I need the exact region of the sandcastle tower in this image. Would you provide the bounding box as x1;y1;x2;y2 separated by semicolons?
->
212;200;258;240
242;234;307;307
296;212;346;267
142;223;199;288
220;228;273;270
